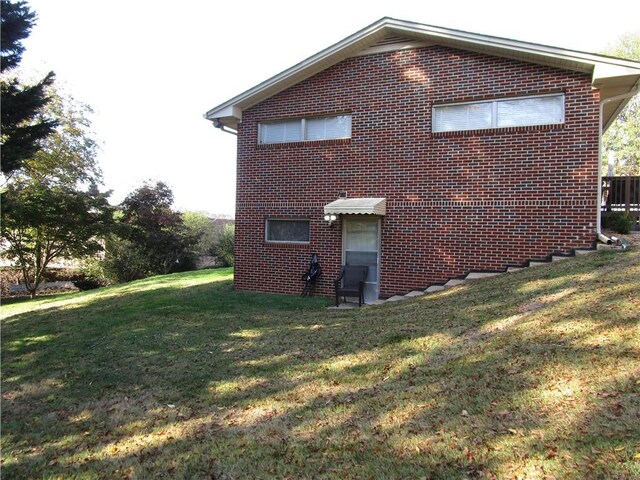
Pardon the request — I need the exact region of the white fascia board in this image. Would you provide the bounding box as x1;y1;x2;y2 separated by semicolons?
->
204;105;242;122
593;63;640;84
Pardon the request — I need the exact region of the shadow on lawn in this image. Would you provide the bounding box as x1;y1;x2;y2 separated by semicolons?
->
1;251;639;479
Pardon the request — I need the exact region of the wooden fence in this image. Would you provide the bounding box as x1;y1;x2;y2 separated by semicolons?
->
602;176;640;229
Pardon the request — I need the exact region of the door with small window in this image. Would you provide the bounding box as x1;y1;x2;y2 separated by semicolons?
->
343;217;380;304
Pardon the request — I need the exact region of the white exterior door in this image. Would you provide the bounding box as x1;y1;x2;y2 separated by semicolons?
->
343;216;380;304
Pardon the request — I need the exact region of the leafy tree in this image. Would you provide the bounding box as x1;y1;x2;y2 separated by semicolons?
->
1;0;57;176
1;183;112;297
215;223;235;267
120;181;198;275
182;211;216;256
602;33;640;176
0;90;112;298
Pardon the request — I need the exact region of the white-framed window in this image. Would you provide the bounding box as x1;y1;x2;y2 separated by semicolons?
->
433;93;565;133
259;115;351;144
265;219;310;243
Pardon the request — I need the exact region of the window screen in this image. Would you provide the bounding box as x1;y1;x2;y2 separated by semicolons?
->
265;219;310;243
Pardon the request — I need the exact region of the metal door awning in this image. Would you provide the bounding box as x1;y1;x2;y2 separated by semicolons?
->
324;198;386;216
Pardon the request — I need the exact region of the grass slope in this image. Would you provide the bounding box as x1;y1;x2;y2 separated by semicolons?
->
1;253;639;479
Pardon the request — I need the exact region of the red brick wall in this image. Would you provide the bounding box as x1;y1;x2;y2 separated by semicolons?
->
234;45;599;298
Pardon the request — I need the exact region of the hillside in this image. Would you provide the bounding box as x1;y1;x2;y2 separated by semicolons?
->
1;249;639;479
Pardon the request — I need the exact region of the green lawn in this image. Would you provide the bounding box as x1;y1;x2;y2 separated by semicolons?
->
1;252;639;479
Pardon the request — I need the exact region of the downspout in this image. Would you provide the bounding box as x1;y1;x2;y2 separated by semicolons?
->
597;87;639;243
212;118;238;136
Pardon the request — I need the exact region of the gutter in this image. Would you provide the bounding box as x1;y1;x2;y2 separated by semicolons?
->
597;86;640;243
212;118;238;136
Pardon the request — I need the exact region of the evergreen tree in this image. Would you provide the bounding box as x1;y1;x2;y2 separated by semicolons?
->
1;0;57;175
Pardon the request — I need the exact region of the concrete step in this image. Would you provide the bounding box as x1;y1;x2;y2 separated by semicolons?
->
597;243;626;251
465;272;503;280
425;285;445;293
405;290;425;297
444;279;466;288
528;261;550;267
507;266;524;273
387;295;409;302
552;255;570;261
575;249;596;255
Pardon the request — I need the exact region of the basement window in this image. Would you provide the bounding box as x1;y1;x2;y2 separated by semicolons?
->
265;219;310;243
259;115;351;144
433;93;565;132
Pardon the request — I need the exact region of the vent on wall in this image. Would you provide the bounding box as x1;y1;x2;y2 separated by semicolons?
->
353;35;432;57
374;35;418;47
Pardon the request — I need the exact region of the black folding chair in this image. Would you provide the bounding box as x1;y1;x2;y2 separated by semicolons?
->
334;265;368;307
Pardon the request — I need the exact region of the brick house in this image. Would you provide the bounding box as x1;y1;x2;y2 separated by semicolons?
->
205;18;640;303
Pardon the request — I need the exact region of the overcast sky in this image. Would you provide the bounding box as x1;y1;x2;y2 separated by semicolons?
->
18;0;640;216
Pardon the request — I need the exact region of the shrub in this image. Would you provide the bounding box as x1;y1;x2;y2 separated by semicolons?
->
81;258;110;286
103;236;150;283
44;267;85;282
82;235;149;285
602;211;635;234
73;279;103;291
172;253;199;273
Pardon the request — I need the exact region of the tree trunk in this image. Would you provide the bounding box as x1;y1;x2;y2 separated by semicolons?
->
25;274;42;299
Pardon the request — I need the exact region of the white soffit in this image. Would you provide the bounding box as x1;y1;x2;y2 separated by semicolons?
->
324;198;387;216
204;17;640;130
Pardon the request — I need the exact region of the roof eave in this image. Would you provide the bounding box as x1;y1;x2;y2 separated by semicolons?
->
204;17;640;130
600;76;640;131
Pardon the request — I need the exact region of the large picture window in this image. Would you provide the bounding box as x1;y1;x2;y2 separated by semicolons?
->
433;94;564;133
265;219;310;243
259;115;351;144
